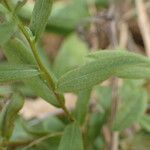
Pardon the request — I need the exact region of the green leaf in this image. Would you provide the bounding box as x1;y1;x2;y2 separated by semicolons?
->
21;116;65;136
48;1;89;33
58;122;84;150
0;21;16;45
88;112;106;142
18;1;89;34
139;114;150;132
12;118;61;150
0;85;12;97
95;86;112;110
95;0;109;7
24;78;60;107
43;116;65;133
53;33;89;78
0;3;9;14
57;60;111;92
74;90;91;125
11;117;33;141
57;50;150;92
2;38;59;107
113;88;148;131
14;0;27;13
0;93;24;139
119;80;146;108
86;50;149;63
21;118;49;136
30;0;53;40
94;136;105;150
115;64;150;79
0;64;39;83
3;38;36;65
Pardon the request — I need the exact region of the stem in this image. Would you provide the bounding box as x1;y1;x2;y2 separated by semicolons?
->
3;0;74;122
18;22;55;90
2;140;34;149
22;132;62;150
107;3;120;150
109;78;119;150
2;132;62;150
18;21;74;121
136;0;150;56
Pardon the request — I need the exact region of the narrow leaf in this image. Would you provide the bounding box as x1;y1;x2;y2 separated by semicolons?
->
0;93;24;139
24;78;60;107
2;39;59;107
113;88;147;131
0;4;9;16
57;50;150;92
115;64;150;79
57;60;111;92
0;64;39;83
17;0;89;34
21;116;65;136
30;0;53;40
3;38;36;65
86;50;148;63
88;112;106;141
58;122;84;150
43;116;65;133
53;33;89;78
0;21;16;45
95;86;112;110
49;1;89;32
139;114;150;132
14;0;27;13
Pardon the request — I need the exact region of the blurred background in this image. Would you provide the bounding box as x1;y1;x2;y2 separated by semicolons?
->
0;0;150;149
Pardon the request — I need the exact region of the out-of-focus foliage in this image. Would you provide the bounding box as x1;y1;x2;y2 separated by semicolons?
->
113;84;148;131
121;132;150;150
0;0;150;150
30;0;53;40
58;123;84;150
53;33;89;78
57;50;150;92
0;93;24;139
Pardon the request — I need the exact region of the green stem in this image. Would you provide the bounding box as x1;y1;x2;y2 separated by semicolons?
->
18;22;74;121
18;22;55;90
2;132;62;149
3;0;74;122
22;132;62;150
2;140;33;150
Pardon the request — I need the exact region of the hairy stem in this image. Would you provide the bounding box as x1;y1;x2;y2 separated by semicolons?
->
3;0;74;122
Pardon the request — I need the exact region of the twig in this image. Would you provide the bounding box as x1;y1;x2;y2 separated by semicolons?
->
123;1;150;21
109;77;119;150
110;132;119;150
102;125;111;149
119;21;128;48
136;0;150;56
107;1;120;150
87;0;99;49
